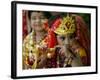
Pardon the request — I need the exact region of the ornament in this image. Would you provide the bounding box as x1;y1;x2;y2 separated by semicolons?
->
47;53;52;59
52;14;76;36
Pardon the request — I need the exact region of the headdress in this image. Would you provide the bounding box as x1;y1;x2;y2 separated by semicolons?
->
51;14;76;36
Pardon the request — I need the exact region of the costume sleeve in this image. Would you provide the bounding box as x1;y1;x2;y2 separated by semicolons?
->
78;48;87;66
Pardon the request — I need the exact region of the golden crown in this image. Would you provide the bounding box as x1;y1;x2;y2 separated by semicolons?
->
54;14;76;36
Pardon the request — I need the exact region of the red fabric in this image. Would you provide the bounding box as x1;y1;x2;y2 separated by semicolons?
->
44;29;57;48
51;18;62;31
43;21;57;48
22;10;28;40
44;18;62;48
47;30;57;48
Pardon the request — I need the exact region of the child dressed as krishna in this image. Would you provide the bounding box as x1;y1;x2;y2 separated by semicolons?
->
50;13;90;67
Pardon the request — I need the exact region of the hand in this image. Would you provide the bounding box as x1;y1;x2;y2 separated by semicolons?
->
37;45;48;53
28;54;35;66
71;53;83;66
59;46;66;56
37;54;47;68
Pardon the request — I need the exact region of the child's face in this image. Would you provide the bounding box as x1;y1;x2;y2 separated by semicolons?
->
30;12;48;32
57;35;66;45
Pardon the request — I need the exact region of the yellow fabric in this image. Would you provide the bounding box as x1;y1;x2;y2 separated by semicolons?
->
78;48;87;57
22;31;39;69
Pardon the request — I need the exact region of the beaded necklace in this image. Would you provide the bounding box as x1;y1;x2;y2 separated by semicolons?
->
32;31;47;45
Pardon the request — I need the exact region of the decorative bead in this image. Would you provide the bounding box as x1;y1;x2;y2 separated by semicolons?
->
47;53;52;59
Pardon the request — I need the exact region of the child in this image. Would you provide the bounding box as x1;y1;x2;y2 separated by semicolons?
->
51;14;89;67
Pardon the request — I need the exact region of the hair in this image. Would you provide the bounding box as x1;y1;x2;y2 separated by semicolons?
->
74;15;90;66
28;10;52;20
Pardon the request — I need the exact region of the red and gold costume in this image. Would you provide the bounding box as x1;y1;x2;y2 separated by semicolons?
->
22;24;57;69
